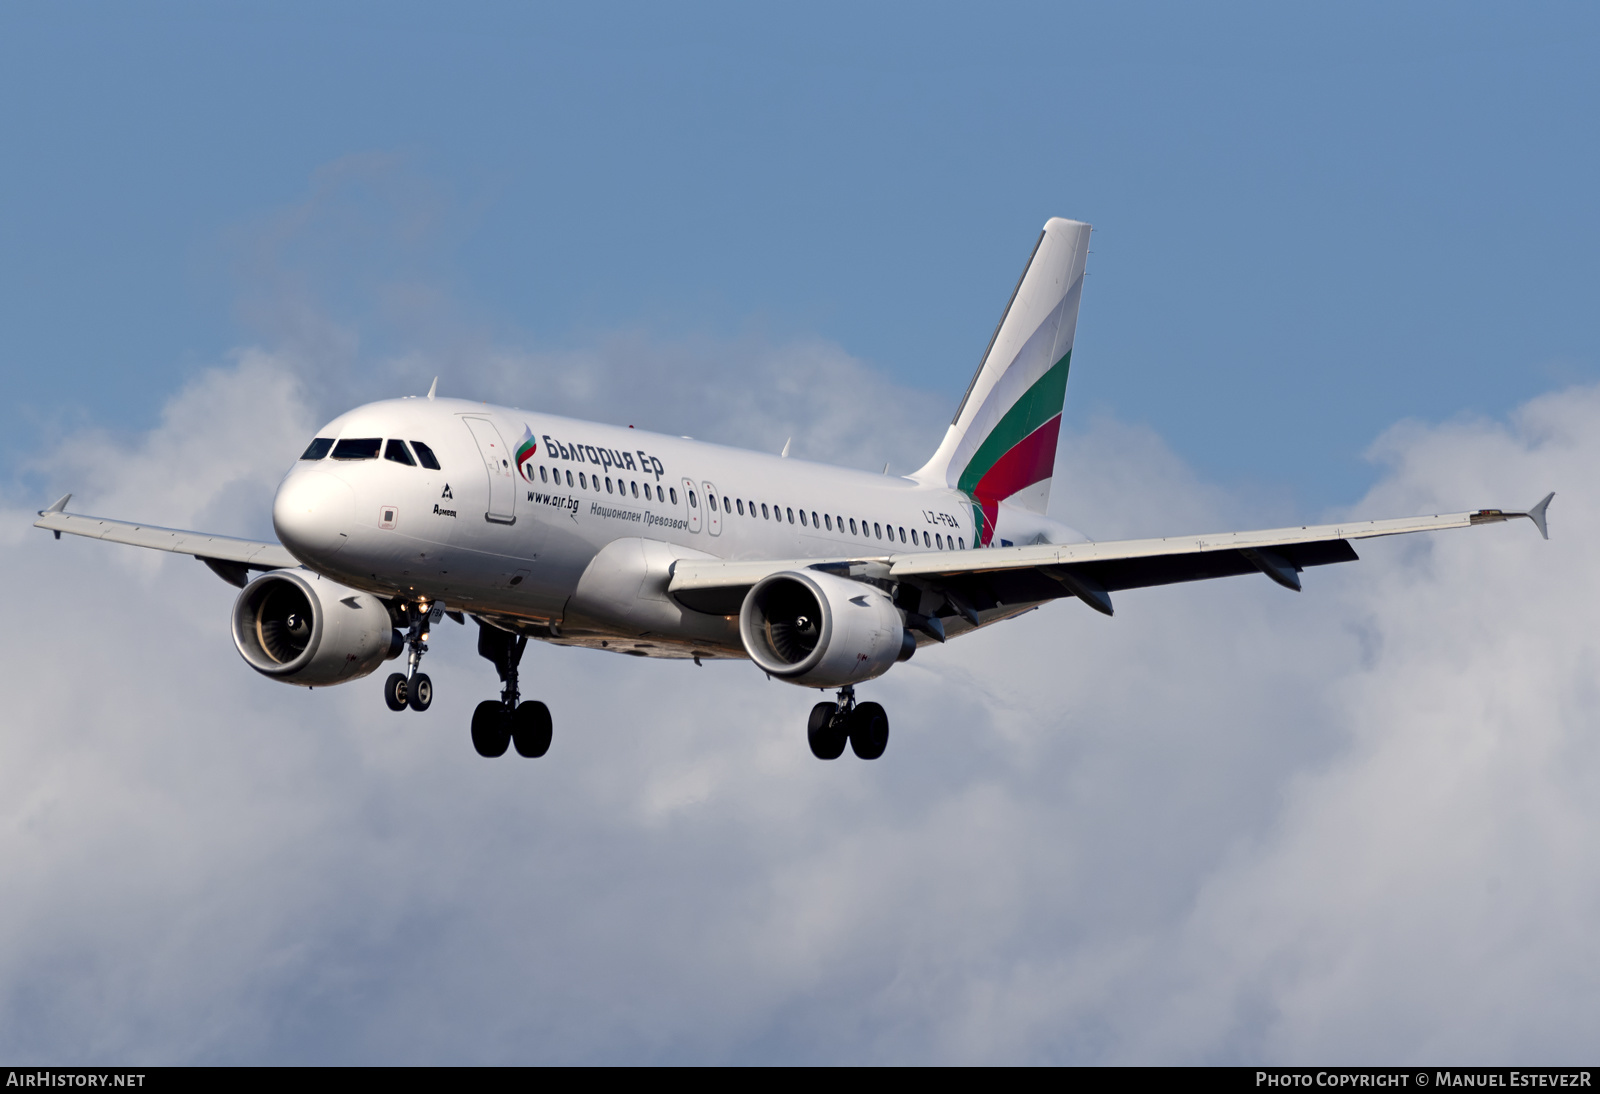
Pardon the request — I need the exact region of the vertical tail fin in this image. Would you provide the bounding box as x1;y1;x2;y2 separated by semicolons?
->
912;217;1091;544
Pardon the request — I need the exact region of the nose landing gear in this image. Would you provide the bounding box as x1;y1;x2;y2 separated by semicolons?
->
383;601;435;713
808;685;889;761
473;621;553;759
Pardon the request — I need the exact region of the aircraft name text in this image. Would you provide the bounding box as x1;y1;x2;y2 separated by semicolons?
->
543;435;667;481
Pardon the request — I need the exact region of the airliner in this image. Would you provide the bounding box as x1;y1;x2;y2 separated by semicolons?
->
35;218;1553;761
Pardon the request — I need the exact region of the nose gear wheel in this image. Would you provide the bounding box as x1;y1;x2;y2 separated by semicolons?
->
382;600;438;714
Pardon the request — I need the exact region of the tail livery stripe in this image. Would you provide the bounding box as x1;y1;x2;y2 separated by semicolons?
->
910;217;1091;542
968;413;1064;545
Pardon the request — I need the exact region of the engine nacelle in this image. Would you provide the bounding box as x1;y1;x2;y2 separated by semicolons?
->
231;569;402;687
739;569;914;688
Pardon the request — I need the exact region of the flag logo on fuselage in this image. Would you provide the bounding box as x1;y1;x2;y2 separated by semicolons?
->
516;425;539;482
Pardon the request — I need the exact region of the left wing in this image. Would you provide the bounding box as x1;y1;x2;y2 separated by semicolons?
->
33;494;298;587
668;495;1554;624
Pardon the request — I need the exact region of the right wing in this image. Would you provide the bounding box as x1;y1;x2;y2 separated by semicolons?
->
668;495;1555;626
33;494;298;587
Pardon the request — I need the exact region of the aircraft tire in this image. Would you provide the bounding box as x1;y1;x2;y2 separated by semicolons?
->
807;702;846;760
471;700;511;757
407;672;433;712
383;673;409;712
848;702;889;760
512;701;553;758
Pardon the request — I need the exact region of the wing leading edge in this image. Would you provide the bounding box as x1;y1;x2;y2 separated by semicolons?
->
33;495;298;587
668;495;1555;621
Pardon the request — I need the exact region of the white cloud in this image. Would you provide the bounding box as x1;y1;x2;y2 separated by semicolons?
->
3;349;1593;1063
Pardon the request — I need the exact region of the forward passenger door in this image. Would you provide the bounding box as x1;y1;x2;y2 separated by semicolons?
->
462;417;518;525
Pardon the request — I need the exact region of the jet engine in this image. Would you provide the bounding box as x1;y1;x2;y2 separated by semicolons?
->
231;569;403;687
739;569;914;688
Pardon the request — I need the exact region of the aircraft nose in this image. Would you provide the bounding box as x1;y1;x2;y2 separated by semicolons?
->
273;470;354;562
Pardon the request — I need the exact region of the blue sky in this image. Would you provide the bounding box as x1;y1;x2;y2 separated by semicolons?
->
5;3;1598;510
4;4;1600;1064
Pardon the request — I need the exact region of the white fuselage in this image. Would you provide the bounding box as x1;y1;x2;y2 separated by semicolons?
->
271;397;1081;661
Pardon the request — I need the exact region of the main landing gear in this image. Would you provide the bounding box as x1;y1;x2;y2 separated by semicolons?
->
384;602;434;713
472;621;553;759
808;685;889;761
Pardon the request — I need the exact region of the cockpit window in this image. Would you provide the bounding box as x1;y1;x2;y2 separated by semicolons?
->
332;438;382;460
383;439;417;466
300;438;334;461
410;440;442;470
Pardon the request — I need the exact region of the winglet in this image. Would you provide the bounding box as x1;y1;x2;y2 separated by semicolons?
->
40;493;71;516
427;377;438;400
1522;491;1554;540
1469;493;1555;539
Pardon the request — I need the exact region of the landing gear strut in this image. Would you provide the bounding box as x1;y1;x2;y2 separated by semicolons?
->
384;601;434;713
473;621;553;759
808;685;889;761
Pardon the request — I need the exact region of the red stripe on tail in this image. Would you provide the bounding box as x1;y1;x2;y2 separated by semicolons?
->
972;415;1061;544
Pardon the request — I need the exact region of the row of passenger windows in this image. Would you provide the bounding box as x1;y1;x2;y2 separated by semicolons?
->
537;461;964;550
538;464;673;503
301;437;442;471
698;489;964;551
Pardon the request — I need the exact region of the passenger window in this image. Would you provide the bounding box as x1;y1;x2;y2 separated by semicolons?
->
811;511;819;528
670;487;678;504
300;438;334;460
799;510;807;527
874;523;882;539
935;533;943;549
606;477;614;493
736;499;744;516
761;503;769;519
824;514;832;531
579;472;588;489
689;490;698;508
959;537;965;549
786;508;794;524
384;439;417;466
899;527;906;543
410;441;442;470
631;481;639;498
566;470;574;488
332;438;381;460
709;494;718;512
849;518;857;535
539;466;548;483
